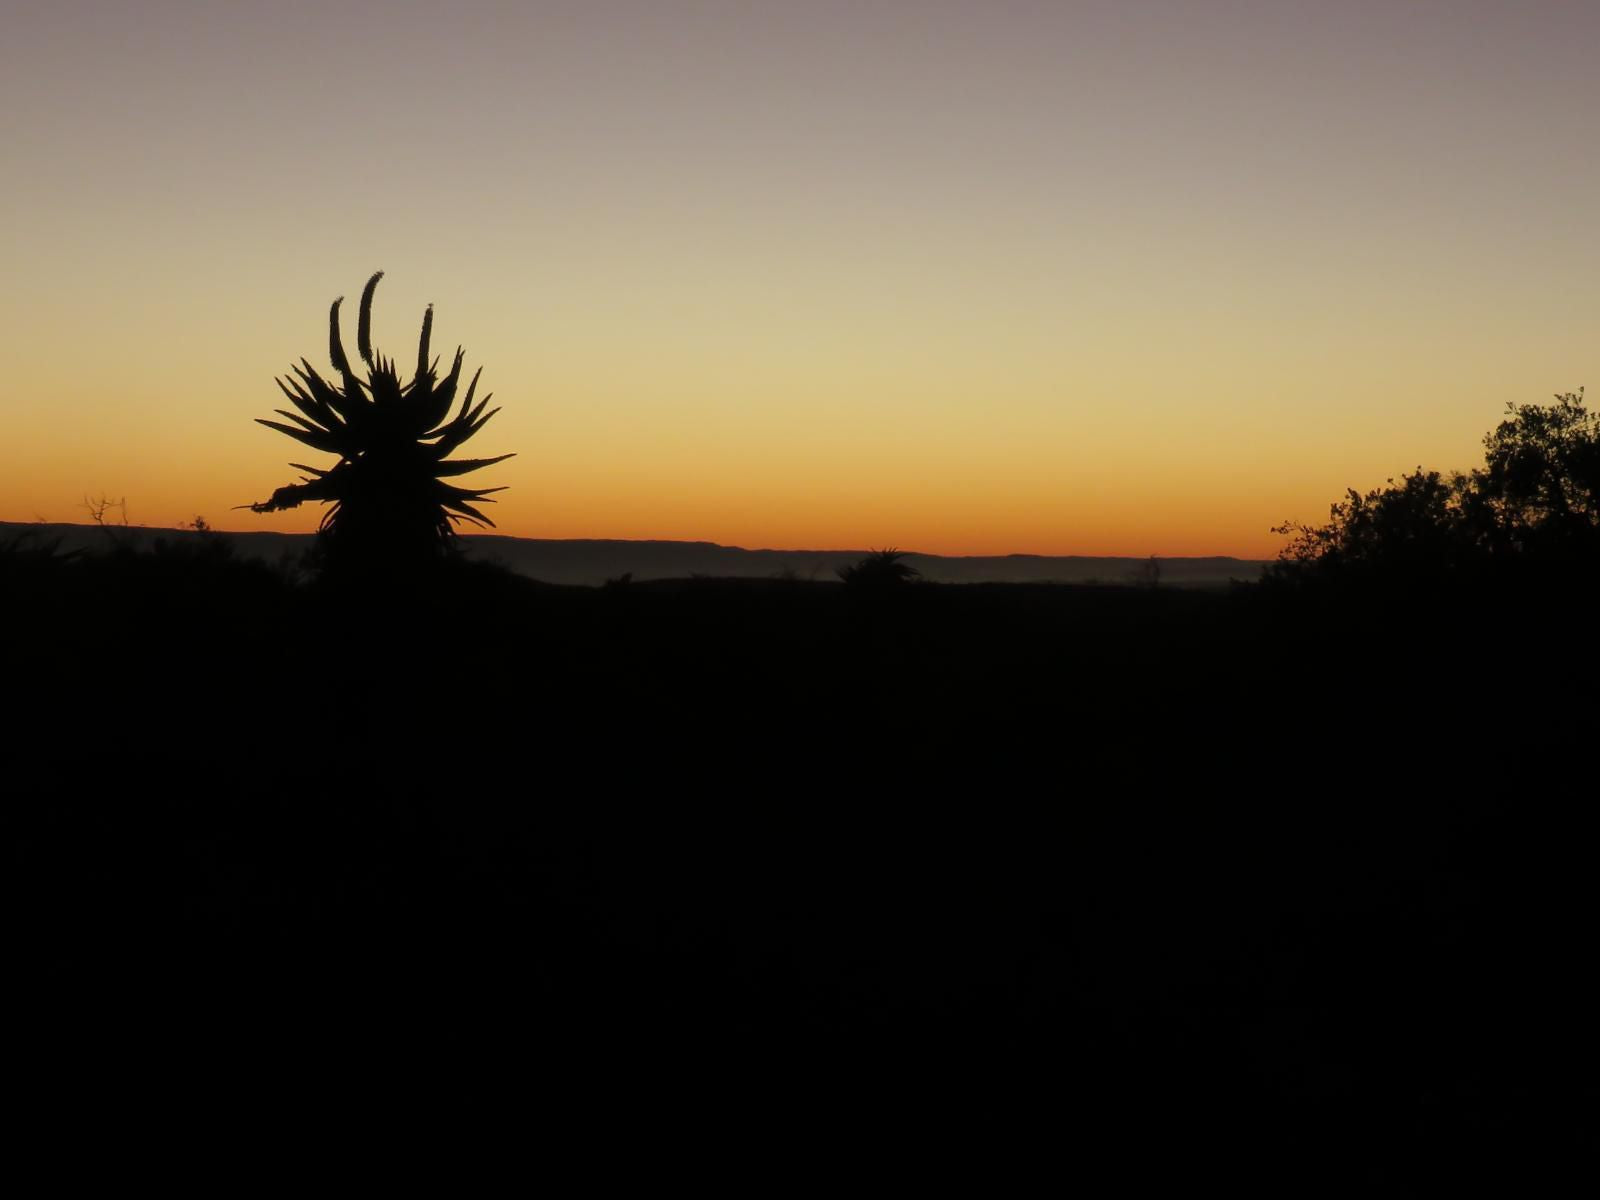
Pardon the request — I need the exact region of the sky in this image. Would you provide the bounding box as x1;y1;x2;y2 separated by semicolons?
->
2;0;1596;557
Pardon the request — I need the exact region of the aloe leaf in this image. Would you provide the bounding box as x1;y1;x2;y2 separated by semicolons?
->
412;352;464;438
415;304;433;383
435;366;482;435
439;483;507;499
367;364;404;408
273;408;335;437
276;377;334;429
430;417;479;458
436;395;497;450
296;360;358;426
434;453;516;477
440;497;493;525
419;352;465;434
464;405;501;442
328;297;351;376
256;419;344;455
358;271;383;366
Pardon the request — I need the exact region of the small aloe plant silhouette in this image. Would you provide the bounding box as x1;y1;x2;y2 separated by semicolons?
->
247;271;512;572
837;547;920;587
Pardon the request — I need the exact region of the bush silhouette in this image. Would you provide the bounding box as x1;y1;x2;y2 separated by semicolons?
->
1274;389;1599;578
837;548;920;587
1476;389;1600;555
246;272;513;576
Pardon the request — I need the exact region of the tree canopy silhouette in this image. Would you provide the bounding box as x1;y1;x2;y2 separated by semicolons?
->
1477;388;1600;555
247;272;513;575
1274;389;1599;578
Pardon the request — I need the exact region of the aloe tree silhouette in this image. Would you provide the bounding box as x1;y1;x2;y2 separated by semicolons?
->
247;272;513;575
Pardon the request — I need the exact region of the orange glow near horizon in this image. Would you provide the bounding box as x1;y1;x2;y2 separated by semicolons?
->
4;4;1596;559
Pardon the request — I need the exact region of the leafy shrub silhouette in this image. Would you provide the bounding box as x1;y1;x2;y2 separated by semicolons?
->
1476;388;1600;555
1274;389;1599;579
247;272;513;576
1273;467;1477;574
837;548;920;587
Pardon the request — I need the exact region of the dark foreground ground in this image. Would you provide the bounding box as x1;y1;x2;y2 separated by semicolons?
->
5;536;1596;1185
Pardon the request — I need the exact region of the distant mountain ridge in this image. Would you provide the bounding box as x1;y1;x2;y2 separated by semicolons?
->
3;522;1269;587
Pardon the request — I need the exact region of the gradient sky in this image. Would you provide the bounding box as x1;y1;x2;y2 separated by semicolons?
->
3;0;1596;556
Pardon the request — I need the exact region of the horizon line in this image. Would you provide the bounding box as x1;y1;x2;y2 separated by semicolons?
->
2;519;1271;563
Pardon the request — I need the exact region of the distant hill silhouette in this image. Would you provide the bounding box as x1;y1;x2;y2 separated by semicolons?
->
3;522;1265;587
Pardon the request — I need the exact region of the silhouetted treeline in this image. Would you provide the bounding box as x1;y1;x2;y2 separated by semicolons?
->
1272;389;1600;590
